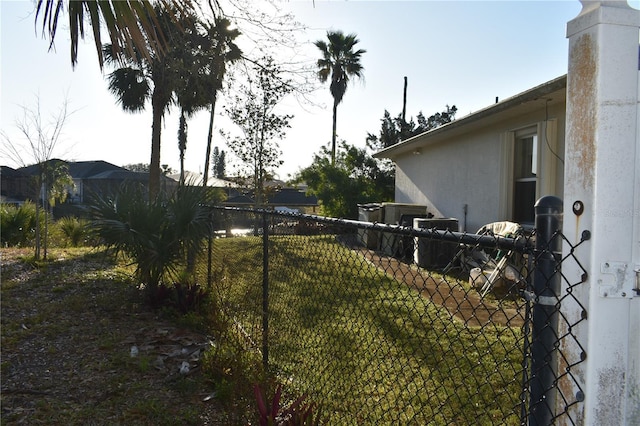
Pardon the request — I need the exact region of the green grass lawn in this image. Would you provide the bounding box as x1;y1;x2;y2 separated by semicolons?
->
211;234;526;425
2;235;528;425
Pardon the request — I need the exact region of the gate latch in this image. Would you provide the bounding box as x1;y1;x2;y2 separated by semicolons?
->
599;262;637;299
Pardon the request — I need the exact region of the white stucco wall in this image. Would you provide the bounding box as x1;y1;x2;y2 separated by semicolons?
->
392;102;566;233
395;128;504;232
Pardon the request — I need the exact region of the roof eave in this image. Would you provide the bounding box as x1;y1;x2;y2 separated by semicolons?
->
373;74;567;159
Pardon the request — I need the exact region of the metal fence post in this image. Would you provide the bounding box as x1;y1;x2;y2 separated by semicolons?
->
262;210;269;369
207;232;212;288
529;195;563;425
207;206;215;289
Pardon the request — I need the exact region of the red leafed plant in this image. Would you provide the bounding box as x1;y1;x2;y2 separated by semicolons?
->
254;383;323;426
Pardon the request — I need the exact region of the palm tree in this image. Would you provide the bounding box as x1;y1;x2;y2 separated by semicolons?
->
173;20;210;185
104;5;195;198
314;31;366;164
35;0;195;69
171;17;241;187
199;18;242;187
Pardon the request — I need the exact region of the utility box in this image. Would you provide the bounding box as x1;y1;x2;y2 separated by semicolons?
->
357;203;382;249
413;218;459;269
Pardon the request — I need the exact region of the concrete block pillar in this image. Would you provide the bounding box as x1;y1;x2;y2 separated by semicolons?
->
562;1;640;424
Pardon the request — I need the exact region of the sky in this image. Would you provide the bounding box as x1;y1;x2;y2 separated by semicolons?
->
2;0;632;181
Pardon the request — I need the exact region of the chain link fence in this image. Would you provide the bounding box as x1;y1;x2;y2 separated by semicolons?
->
204;203;586;425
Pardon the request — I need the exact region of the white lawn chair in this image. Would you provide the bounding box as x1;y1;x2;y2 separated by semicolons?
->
444;221;524;297
476;222;524;297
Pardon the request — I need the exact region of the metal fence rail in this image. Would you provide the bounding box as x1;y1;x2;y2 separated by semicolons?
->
205;203;586;425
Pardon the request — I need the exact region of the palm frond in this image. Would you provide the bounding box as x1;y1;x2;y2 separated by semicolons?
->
35;0;196;69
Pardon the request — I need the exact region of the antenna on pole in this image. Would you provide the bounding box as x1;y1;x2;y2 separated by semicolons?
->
401;76;408;140
402;76;408;125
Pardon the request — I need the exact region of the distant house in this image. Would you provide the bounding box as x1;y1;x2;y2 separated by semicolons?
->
224;186;318;213
1;160;178;210
167;171;239;189
374;75;566;232
64;161;151;203
268;187;319;213
225;193;256;206
0;166;31;205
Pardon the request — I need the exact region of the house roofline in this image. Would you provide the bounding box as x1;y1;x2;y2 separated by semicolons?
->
374;74;567;159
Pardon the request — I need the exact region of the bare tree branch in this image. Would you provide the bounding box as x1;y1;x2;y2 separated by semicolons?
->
1;93;75;168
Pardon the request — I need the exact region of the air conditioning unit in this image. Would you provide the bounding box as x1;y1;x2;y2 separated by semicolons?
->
381;203;428;225
379;203;428;256
413;218;459;269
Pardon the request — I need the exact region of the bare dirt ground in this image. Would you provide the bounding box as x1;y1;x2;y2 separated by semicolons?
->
360;249;525;328
0;248;234;425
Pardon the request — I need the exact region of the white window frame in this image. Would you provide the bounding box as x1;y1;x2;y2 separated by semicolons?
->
513;127;539;224
500;119;558;224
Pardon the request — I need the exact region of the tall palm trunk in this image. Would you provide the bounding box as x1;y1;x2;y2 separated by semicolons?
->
202;90;218;187
331;98;338;165
178;111;187;185
149;90;165;200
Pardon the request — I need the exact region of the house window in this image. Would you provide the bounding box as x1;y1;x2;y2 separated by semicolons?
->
513;132;538;224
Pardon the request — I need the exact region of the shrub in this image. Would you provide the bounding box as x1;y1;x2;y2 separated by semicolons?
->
57;216;90;247
86;183;213;297
0;202;38;247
